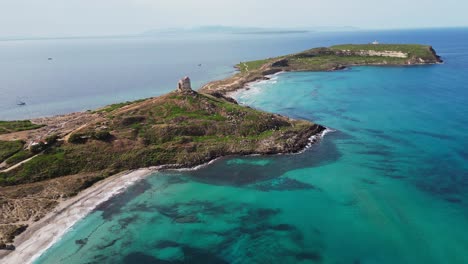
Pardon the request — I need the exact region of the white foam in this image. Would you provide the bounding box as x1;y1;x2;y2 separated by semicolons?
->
166;157;222;172
228;71;284;100
298;128;335;154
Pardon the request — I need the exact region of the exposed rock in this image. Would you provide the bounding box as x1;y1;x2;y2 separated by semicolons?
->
0;243;15;251
429;46;444;63
262;68;282;75
210;92;238;104
329;64;347;71
336;49;409;58
271;58;289;67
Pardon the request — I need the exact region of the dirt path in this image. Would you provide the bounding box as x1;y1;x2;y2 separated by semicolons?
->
63;123;89;142
0;154;39;173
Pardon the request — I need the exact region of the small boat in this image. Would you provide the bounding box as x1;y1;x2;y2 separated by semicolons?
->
16;97;26;106
48;58;53;60
198;64;202;67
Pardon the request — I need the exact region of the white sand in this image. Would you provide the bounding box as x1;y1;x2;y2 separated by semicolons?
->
0;168;154;264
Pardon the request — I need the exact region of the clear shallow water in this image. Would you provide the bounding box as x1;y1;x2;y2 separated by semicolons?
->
35;29;468;263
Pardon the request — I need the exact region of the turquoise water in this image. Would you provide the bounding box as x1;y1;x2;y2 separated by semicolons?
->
35;30;468;263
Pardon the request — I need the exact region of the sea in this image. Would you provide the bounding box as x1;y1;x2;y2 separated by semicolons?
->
4;28;468;263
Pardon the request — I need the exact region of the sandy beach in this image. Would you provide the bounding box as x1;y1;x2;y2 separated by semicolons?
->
0;168;154;264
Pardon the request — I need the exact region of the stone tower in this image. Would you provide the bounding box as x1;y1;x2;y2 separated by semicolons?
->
177;76;192;93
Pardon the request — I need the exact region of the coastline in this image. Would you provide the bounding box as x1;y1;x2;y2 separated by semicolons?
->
0;168;154;264
199;45;442;95
0;125;332;264
225;71;284;99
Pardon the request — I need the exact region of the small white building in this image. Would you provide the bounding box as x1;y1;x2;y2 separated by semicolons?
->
372;40;379;45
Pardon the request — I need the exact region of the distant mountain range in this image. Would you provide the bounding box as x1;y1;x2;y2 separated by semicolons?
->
142;25;359;36
0;26;359;41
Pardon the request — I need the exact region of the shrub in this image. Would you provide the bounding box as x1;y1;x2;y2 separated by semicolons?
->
68;133;87;144
92;131;112;141
30;142;46;154
45;134;59;145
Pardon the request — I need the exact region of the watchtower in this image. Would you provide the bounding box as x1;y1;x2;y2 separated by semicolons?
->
177;76;192;92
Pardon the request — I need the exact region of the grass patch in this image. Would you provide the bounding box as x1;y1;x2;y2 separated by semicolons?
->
0;121;44;135
237;59;273;73
289;55;407;70
330;44;433;58
5;150;34;166
95;99;146;113
236;44;438;73
0;140;24;162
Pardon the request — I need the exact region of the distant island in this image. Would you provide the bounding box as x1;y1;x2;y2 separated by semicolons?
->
0;43;441;260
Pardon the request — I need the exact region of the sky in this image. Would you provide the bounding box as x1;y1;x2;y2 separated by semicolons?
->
1;0;467;37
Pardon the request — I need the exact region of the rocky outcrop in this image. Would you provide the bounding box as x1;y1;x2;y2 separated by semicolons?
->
210;92;238;104
271;59;289;67
429;46;444;63
335;50;408;58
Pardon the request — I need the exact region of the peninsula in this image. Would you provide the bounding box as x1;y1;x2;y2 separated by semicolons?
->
200;44;442;94
0;44;441;260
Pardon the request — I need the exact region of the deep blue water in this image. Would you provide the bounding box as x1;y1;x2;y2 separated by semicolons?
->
26;28;468;263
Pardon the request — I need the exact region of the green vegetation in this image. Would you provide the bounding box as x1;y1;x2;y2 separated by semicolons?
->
45;134;60;145
93;130;112;141
233;44;440;75
95;99;146;113
0;92;320;186
289;55;407;70
5;150;33;166
0;120;44;135
0;140;24;162
29;142;46;154
68;133;87;144
0;149;69;185
237;59;273;73
330;44;434;59
68;130;112;144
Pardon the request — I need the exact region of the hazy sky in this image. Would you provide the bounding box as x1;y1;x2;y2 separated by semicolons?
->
1;0;467;37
